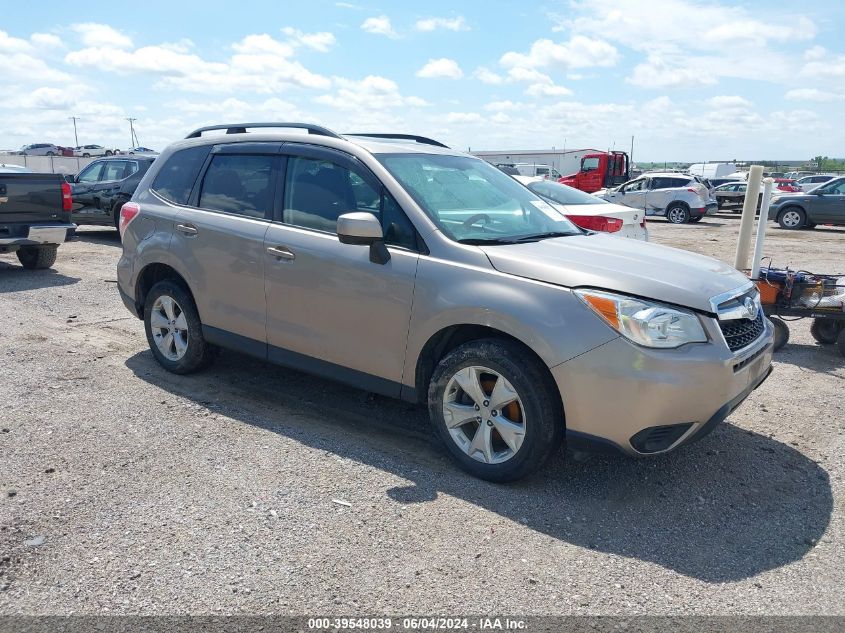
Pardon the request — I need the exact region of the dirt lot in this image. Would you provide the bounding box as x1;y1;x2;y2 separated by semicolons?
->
1;215;843;616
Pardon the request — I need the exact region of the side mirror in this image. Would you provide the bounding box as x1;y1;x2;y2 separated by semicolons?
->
337;212;390;264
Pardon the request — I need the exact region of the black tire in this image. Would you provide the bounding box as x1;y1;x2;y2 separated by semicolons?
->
143;280;215;374
16;245;58;270
838;329;845;357
46;151;55;156
770;317;790;351
810;319;842;345
666;203;690;224
428;338;563;482
778;207;806;230
112;197;128;231
105;150;113;156
688;216;703;223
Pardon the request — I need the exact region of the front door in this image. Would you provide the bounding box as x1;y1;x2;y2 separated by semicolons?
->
70;161;104;219
810;179;845;224
611;178;647;212
263;144;419;394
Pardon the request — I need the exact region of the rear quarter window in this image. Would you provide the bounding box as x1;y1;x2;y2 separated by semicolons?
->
151;145;212;205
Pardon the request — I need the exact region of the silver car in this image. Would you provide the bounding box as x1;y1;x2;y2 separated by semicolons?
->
117;123;773;482
599;172;717;224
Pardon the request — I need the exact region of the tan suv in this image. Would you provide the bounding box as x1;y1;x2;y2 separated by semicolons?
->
117;123;773;481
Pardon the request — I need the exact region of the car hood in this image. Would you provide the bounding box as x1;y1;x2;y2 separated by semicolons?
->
479;233;749;313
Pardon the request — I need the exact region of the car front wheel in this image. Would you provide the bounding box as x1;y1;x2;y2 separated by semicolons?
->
778;207;806;230
428;339;563;482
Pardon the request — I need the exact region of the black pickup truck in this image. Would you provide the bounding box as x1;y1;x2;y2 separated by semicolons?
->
0;168;75;269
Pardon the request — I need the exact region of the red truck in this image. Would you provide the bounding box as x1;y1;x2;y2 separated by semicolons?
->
558;151;630;193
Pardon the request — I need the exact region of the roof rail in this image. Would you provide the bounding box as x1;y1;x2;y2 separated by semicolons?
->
345;133;449;149
185;122;342;139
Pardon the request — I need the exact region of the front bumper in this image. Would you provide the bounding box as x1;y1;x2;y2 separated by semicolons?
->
0;223;75;249
554;317;774;456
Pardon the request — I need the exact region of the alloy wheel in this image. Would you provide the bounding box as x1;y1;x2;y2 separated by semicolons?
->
781;210;802;228
442;366;526;464
150;295;189;361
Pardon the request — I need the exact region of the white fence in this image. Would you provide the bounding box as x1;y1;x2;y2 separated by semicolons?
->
0;154;96;175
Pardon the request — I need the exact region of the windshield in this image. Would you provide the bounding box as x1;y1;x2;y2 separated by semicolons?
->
378;153;581;243
527;180;607;205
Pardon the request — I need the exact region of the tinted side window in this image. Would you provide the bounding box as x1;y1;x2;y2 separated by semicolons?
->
151;145;212;205
198;154;275;219
283;157;371;233
77;163;103;183
102;161;129;181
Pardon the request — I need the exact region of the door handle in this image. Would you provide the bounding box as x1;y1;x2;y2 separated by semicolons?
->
267;245;295;260
176;223;198;236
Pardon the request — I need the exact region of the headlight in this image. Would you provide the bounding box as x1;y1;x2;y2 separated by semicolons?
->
574;289;707;348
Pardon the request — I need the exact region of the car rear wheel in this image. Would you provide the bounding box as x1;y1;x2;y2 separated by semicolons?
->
16;245;58;270
810;319;842;345
144;280;215;374
83;153;90;158
666;204;690;224
778;207;806;230
428;339;563;482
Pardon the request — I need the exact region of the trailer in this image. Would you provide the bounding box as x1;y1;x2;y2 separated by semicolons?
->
472;149;600;177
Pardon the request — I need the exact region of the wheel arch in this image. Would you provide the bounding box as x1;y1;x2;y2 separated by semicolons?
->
135;262;198;318
412;324;565;428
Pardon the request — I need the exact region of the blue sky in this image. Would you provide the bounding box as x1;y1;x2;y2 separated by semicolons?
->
2;0;844;161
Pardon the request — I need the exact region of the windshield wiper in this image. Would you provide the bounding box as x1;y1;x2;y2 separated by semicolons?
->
511;231;580;242
456;237;518;245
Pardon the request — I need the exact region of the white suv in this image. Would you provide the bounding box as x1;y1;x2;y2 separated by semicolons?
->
599;173;717;224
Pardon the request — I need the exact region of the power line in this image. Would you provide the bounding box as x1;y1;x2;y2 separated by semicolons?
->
126;117;138;149
69;116;81;147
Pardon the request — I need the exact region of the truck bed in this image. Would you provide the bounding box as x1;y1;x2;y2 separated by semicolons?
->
0;173;66;224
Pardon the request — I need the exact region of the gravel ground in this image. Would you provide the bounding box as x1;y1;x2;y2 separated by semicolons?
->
1;216;843;616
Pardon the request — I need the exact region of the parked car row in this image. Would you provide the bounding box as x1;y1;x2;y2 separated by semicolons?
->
9;143;157;157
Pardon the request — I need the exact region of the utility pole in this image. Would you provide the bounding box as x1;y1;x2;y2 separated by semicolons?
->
126;117;138;149
69;116;80;147
630;135;634;166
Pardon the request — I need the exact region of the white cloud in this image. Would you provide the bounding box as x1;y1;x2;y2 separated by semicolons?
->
803;46;825;61
525;83;572;97
0;30;34;53
446;112;482;124
71;23;133;49
64;33;331;93
500;36;619;71
31;33;64;49
706;95;752;109
0;51;73;83
474;67;503;84
785;88;845;103
281;27;336;53
415;17;468;32
627;54;716;89
484;100;521;112
315;75;426;111
361;16;399;39
416;58;463;79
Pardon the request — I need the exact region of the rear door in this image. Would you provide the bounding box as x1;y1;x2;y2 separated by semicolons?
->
263;144;419;393
86;160;137;223
171;143;281;350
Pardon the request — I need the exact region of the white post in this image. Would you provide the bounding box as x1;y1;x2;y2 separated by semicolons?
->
734;165;763;270
751;178;774;280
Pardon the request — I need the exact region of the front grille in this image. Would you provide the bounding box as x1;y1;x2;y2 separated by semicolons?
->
719;313;765;352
